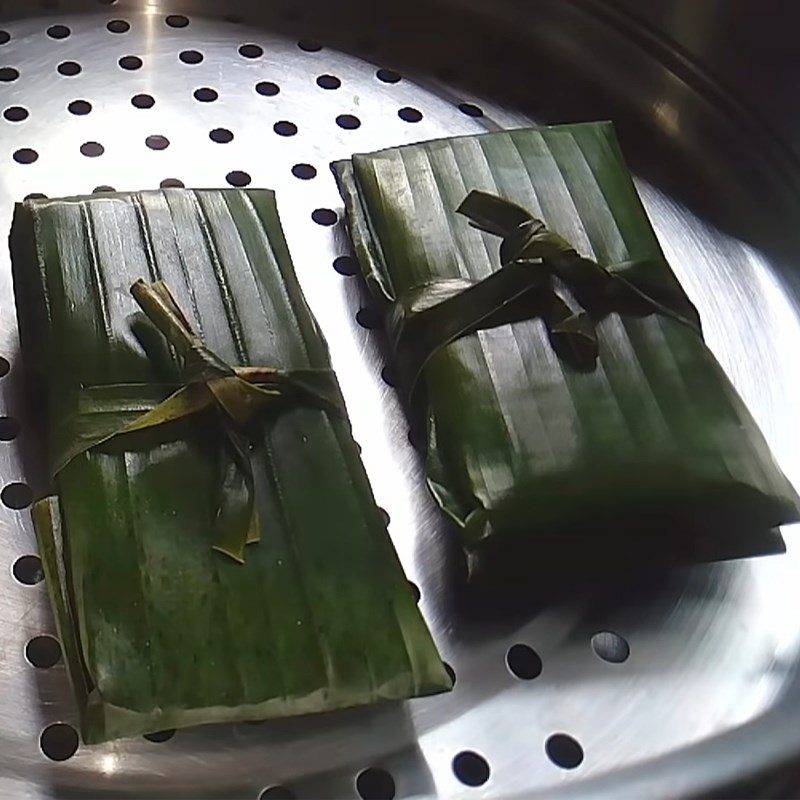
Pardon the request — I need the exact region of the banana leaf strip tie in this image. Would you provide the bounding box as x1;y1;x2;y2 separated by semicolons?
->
53;279;344;563
394;190;703;395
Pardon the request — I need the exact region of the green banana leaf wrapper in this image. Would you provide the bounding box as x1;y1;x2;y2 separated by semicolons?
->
10;188;450;743
332;122;800;570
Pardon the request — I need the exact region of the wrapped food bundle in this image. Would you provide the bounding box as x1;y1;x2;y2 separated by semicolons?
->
333;122;800;570
11;189;450;743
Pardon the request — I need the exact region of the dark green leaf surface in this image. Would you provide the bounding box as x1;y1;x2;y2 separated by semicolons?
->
11;189;450;743
333;123;800;561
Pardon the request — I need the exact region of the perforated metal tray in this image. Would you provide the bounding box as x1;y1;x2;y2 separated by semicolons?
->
1;1;800;798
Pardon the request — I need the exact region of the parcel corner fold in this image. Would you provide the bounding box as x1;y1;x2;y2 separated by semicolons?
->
10;187;451;744
332;122;800;562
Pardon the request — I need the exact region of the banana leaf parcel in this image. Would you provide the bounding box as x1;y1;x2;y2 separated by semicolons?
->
332;122;800;570
10;188;451;743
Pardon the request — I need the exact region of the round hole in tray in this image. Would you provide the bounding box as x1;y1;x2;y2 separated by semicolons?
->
291;163;316;180
311;208;337;226
165;14;189;28
57;61;81;76
4;106;28;122
119;55;142;70
143;729;176;743
226;170;251;187
273;120;297;136
256;81;279;96
376;68;401;83
316;74;340;90
0;416;20;440
132;93;155;108
408;581;421;603
356;767;396;800
452;751;490;787
46;24;70;40
106;19;130;34
209;127;234;143
545;733;584;769
93;185;115;193
591;630;630;663
407;427;425;451
68;99;92;115
0;31;9;45
506;643;543;680
333;255;358;276
12;555;43;585
160;178;184;188
0;67;19;82
13;148;38;164
194;87;218;102
336;113;360;130
398;106;422;122
355;307;381;329
80;141;104;157
145;135;170;150
238;43;263;59
259;787;296;800
380;365;396;386
444;662;457;686
298;39;322;52
23;193;46;201
26;635;62;669
2;482;33;509
458;102;484;118
40;723;78;761
179;49;203;64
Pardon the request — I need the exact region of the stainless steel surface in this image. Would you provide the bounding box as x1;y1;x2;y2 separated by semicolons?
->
0;1;799;798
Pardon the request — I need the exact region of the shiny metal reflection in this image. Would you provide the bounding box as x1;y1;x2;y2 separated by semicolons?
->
0;1;798;797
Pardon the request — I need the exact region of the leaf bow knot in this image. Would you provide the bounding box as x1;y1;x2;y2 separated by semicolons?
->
55;280;343;563
457;190;702;370
390;191;701;404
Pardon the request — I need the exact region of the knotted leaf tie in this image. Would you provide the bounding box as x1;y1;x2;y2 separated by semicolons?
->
53;279;344;563
392;190;702;398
